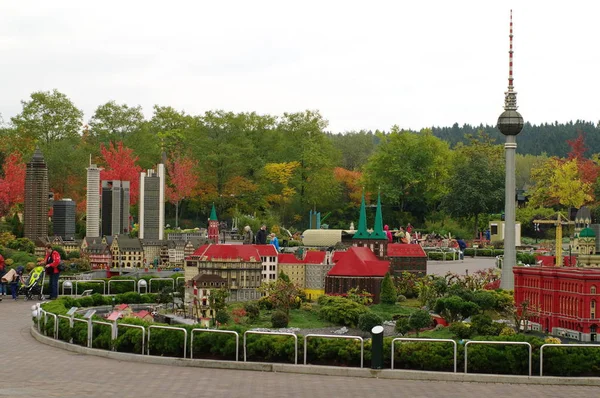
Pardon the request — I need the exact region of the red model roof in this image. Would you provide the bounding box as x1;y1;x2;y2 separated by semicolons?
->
132;310;153;319
387;243;427;258
114;304;130;311
278;253;304;264
305;251;326;264
327;247;390;277
190;244;262;262
253;245;278;256
331;251;347;263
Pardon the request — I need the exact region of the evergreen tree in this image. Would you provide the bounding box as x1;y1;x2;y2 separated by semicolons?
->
380;273;397;305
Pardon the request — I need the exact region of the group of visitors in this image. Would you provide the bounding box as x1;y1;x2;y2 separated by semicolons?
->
242;224;280;252
381;223;418;244
0;244;61;302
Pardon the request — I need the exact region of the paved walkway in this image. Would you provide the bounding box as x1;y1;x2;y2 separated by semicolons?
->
0;298;596;398
428;256;497;276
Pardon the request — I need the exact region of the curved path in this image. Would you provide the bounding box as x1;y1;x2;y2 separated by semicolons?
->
0;299;595;398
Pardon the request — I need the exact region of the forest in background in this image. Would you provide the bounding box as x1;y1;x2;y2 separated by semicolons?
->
0;89;598;239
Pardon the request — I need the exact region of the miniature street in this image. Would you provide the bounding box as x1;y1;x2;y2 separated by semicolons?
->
1;298;596;398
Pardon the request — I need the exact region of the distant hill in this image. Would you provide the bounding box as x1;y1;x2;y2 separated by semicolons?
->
431;120;600;157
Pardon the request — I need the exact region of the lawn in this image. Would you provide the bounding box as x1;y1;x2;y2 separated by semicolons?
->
370;304;417;320
239;306;336;329
415;327;456;339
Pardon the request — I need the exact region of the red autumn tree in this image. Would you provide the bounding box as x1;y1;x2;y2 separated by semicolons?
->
99;142;142;205
165;155;199;227
565;133;599;187
0;151;26;215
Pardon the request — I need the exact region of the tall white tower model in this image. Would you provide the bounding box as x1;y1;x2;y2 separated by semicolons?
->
86;158;101;238
138;158;165;240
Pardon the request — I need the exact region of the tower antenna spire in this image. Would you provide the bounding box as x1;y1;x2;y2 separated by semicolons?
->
504;10;518;111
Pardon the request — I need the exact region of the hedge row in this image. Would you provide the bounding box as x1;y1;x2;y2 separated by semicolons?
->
39;297;600;376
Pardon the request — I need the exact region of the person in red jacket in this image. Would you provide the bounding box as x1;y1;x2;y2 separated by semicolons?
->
39;244;61;299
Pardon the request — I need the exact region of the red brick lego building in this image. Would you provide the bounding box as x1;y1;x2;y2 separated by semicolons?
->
387;243;427;277
325;246;390;303
514;265;600;341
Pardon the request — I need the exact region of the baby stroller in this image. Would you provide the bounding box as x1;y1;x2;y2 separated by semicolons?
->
19;266;45;301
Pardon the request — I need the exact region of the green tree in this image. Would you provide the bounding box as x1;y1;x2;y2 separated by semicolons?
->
442;134;505;237
208;288;230;325
89;101;145;144
258;273;301;315
408;309;432;337
329;130;377;171
434;296;480;323
277;111;341;219
363;127;451;219
379;273;397;305
11;89;83;144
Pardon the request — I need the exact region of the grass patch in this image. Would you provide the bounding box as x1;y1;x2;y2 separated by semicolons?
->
414;327;455;339
369;304;417;321
237;306;335;329
402;298;421;308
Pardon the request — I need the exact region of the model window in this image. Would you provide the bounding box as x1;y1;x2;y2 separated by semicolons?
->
592;286;597;294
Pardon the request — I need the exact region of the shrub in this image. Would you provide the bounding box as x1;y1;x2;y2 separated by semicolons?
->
397;294;407;303
244;302;260;322
318;296;369;327
215;311;230;325
231;308;247;324
358;312;383;332
271;310;289;328
258;296;273;310
449;322;473;339
500;327;516;337
380;273;397;305
300;302;313;312
544;336;561;344
395;317;410;335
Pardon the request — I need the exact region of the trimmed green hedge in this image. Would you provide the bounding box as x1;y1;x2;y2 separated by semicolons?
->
40;297;600;376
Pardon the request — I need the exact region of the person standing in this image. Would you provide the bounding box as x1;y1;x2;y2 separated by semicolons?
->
40;244;61;300
256;224;267;245
242;225;254;245
269;233;280;252
0;253;6;297
384;225;393;243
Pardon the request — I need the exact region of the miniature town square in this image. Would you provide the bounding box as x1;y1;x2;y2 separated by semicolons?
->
3;8;600;393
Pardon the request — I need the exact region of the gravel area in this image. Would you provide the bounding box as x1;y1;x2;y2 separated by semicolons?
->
251;322;398;339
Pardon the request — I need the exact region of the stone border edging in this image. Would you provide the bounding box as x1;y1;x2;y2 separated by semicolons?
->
31;326;600;386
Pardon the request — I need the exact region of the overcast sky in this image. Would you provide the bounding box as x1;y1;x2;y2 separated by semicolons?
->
1;0;598;133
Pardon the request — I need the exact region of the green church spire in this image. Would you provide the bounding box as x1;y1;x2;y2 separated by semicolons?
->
209;203;218;221
353;192;371;239
370;192;387;240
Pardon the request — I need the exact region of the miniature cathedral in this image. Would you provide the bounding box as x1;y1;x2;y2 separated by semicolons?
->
352;192;388;259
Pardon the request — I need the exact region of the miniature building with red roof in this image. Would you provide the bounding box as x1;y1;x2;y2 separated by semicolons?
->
253;244;278;283
325;246;391;303
184;243;263;301
387;243;427;276
278;253;306;288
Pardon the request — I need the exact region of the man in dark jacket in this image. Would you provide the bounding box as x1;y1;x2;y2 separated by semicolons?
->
256;224;267;244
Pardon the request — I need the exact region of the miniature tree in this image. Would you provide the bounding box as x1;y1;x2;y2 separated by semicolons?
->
209;288;230;326
258;272;301;315
408;309;432;337
380;273;397;305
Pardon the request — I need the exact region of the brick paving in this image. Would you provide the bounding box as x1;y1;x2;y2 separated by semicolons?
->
1;298;597;398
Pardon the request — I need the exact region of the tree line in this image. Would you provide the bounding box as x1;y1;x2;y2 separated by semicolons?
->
0;89;598;237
